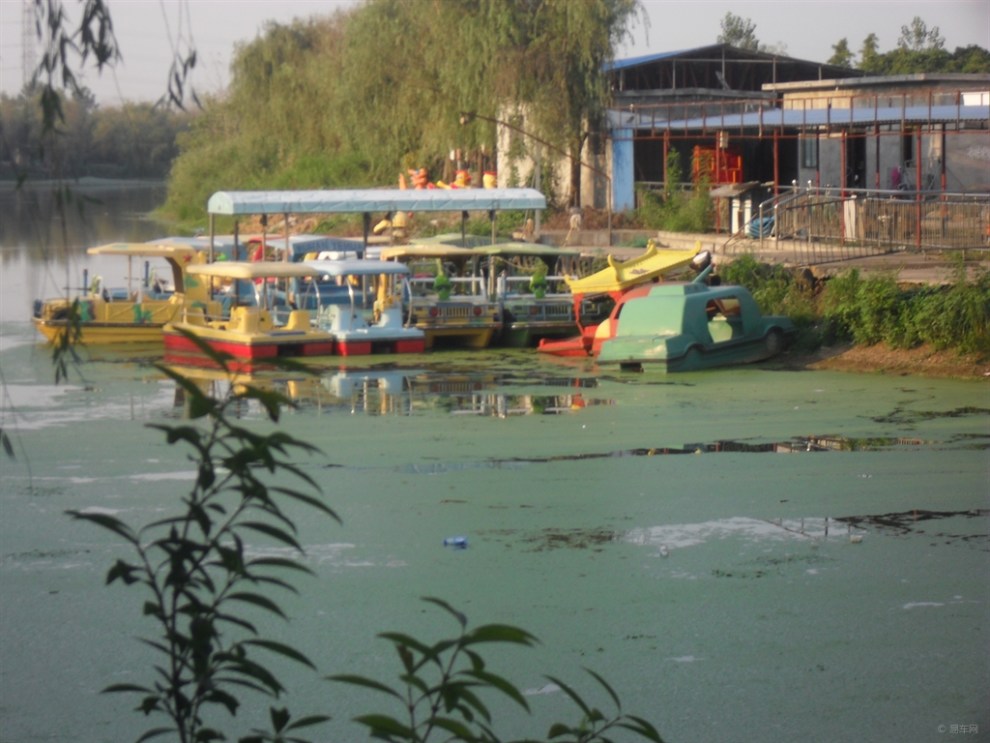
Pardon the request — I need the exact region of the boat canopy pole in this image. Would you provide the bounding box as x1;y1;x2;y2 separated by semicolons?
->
209;214;215;263
461;210;468;247
283;213;289;262
233;220;240;260
362;212;371;259
489;209;496;244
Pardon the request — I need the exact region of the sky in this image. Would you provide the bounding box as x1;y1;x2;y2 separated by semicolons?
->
0;0;988;105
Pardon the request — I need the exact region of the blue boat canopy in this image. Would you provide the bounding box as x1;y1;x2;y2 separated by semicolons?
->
207;188;547;216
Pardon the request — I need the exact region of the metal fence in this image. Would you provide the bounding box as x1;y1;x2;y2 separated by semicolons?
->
724;187;990;263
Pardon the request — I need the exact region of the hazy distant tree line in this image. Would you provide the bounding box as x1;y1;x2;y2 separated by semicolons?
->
718;12;990;73
0;88;191;180
825;16;990;73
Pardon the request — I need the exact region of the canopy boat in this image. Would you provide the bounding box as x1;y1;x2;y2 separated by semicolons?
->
596;281;796;372
380;244;501;349
203;187;547;262
32;242;219;344
469;242;585;348
301;259;426;355
537;244;707;357
163;261;335;373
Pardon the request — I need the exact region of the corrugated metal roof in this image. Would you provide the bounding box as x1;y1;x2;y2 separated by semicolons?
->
207;188;547;216
605;43;856;76
605;46;712;71
613;104;990;131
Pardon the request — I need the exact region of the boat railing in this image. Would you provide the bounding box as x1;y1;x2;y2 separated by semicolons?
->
407;275;487;298
497;274;572;299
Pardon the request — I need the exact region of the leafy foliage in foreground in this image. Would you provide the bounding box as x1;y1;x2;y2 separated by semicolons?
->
68;337;336;743
66;334;667;742
333;597;665;743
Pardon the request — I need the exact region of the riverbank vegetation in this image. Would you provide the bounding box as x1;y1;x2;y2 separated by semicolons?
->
0;92;191;180
719;254;990;372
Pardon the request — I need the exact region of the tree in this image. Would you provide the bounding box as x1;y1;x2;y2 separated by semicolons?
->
858;32;883;73
717;12;760;51
165;0;644;218
951;45;990;73
845;18;987;74
897;17;944;52
828;38;854;68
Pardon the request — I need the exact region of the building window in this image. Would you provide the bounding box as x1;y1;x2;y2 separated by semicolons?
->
800;136;818;169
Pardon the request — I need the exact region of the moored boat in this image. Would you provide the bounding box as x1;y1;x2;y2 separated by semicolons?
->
380;244;501;350
302;258;426;355
163;261;335;373
472;242;584;348
596;281;796;372
32;242;219;344
537;243;705;357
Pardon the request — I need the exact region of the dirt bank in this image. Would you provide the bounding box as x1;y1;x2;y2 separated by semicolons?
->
783;343;990;380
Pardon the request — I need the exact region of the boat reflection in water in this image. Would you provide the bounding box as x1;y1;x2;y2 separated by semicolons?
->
166;365;608;418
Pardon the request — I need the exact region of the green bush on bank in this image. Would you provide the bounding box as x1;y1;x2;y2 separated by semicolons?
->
719;254;990;355
634;152;713;234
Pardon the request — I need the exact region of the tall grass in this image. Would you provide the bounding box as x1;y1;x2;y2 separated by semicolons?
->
719;254;990;355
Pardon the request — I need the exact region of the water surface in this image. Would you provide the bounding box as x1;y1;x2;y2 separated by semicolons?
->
1;317;987;742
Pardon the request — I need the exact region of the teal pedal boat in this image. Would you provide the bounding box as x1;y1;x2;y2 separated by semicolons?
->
596;282;796;372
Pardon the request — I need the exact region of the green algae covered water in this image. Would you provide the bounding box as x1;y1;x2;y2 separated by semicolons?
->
1;320;987;742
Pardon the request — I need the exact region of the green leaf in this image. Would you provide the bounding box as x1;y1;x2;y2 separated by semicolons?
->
286;714;333;731
238;521;304;552
270;706;291;732
243;639;316;669
544;675;592;718
226;591;288;620
239;386;295;422
1;429;14;459
216;655;284;696
135;728;175;742
421;596;468;628
103;682;154;695
466;623;539;647
106;558;141;586
66;510;137;543
584;667;621;711
328;673;403;700
465;668;530;712
202;688;240;715
617;716;668;743
378;631;436;659
352;713;415;739
431;716;478;740
268;487;340;523
164;327;235;371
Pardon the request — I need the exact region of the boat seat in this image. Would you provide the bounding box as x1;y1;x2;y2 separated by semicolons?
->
230;306;260;334
182;307;207;326
283;309;311;331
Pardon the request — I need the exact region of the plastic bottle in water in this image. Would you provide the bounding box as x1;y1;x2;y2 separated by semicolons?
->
443;536;468;549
